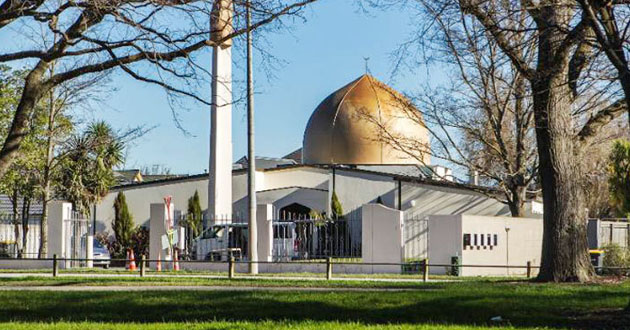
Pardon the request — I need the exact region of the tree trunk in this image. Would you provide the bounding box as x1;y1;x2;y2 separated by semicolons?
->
39;87;57;259
11;189;20;258
528;4;593;282
0;64;48;177
21;196;30;258
532;73;593;282
39;195;48;259
508;185;526;217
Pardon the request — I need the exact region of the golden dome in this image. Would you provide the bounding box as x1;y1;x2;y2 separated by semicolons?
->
302;74;430;165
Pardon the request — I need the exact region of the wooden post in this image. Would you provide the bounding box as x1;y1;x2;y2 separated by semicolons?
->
52;254;58;277
526;261;532;278
140;255;146;277
228;256;235;279
326;257;333;280
422;258;429;282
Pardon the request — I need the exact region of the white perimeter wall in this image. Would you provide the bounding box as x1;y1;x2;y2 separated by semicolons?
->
427;215;542;276
362;203;403;273
460;215;542;276
427;215;462;275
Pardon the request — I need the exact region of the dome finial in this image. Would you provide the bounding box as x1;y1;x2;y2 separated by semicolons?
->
363;57;371;75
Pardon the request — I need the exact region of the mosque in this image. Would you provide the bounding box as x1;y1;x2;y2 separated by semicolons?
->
90;1;546;274
94;73;535;233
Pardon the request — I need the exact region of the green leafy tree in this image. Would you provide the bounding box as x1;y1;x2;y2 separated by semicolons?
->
57;121;124;215
331;191;343;220
0;65;46;257
113;192;135;255
609;140;630;218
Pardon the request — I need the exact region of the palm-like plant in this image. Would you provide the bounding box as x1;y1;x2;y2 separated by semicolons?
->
57;121;124;216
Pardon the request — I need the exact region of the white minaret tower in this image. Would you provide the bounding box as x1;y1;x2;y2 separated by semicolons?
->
209;0;233;222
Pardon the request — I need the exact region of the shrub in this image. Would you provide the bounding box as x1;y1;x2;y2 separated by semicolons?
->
602;243;630;275
331;191;344;220
131;226;149;258
113;191;135;256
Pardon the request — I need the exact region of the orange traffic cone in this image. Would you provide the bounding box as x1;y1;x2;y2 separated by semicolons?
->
173;249;180;271
128;249;137;271
156;250;162;272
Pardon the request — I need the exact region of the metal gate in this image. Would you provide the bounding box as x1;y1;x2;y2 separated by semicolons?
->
273;216;362;261
404;214;429;261
63;212;90;267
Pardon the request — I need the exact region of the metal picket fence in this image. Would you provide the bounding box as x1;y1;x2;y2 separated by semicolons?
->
0;214;42;258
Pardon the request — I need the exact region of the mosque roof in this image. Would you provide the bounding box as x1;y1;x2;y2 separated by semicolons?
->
302;74;430;165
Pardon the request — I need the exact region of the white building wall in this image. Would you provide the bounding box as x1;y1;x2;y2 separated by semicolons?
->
402;182;510;217
95;166;513;242
334;169;397;214
262;167;328;191
95;177;210;233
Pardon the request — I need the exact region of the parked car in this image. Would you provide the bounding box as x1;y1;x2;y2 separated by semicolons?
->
93;240;110;268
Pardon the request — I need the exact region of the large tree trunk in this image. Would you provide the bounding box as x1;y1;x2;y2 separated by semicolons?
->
532;74;592;282
0;64;48;176
530;4;593;282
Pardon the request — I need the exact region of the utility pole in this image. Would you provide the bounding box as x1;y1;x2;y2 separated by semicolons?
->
246;0;258;274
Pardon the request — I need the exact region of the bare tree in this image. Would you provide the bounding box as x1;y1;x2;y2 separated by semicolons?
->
371;0;627;282
579;0;630;127
0;0;318;176
362;10;538;217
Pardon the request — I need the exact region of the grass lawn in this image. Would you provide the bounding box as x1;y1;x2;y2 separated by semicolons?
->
0;275;439;288
0;279;628;329
1;321;542;329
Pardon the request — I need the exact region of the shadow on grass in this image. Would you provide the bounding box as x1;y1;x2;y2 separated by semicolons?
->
0;283;628;329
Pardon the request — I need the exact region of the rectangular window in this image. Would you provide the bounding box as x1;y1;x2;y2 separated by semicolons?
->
487;234;492;246
480;234;485;246
473;234;478;246
493;234;498;246
463;234;471;247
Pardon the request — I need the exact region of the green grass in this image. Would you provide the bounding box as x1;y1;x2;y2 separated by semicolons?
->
0;275;451;289
0;321;542;330
0;280;628;329
0;274;520;288
0;321;550;330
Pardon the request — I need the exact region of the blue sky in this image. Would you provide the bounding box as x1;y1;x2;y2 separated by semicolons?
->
40;1;447;174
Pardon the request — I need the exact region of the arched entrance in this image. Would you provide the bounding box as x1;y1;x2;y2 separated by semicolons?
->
279;203;311;220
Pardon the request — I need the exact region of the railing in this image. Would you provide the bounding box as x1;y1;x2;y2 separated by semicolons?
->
0;214;42;258
3;255;627;282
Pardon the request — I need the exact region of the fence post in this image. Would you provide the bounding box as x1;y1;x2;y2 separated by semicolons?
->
423;258;429;282
140;255;146;277
526;261;532;278
326;257;333;280
52;254;58;277
228;256;235;279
